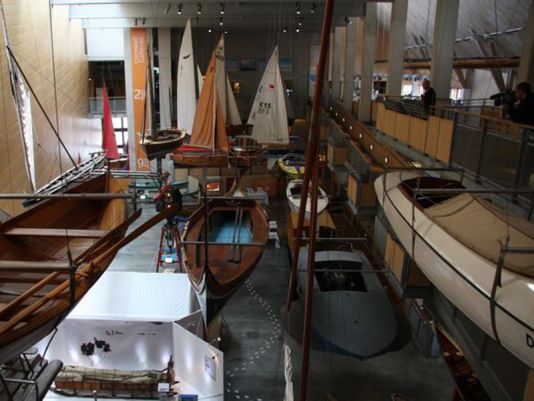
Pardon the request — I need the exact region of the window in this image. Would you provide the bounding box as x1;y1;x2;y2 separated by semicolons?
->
113;117;128;155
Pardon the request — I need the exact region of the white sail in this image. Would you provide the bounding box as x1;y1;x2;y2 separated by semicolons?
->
196;64;204;97
0;5;35;191
215;36;226;121
247;47;288;145
226;75;241;125
176;19;196;135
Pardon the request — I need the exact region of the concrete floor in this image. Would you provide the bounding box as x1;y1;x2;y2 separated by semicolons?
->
64;189;455;401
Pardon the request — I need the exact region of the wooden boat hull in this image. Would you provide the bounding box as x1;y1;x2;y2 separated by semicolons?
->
0;175;139;364
142;129;186;160
375;172;534;369
182;198;268;325
171;150;228;168
229;136;263;168
286;179;328;219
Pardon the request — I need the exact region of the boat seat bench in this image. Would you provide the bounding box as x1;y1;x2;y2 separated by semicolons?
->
3;228;108;238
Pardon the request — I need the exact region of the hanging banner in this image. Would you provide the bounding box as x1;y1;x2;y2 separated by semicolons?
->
130;28;150;171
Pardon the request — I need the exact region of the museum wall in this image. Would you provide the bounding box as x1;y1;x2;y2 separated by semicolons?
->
0;1;100;215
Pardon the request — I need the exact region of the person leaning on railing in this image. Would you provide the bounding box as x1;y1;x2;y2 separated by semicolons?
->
421;79;436;114
506;82;534;126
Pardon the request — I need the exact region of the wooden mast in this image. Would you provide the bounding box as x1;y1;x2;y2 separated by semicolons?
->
286;0;335;399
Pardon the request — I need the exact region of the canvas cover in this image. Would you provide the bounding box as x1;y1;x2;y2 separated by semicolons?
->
425;193;534;278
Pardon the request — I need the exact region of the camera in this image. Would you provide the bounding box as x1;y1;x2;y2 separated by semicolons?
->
490;90;516;107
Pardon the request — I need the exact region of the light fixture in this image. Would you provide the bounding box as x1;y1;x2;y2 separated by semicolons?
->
177;3;182;14
369;144;374;150
208;27;212;33
197;3;202;15
219;17;223;26
384;156;389;164
349;125;352;130
296;2;301;14
295;27;300;33
311;2;317;13
344;17;352;25
282;26;288;33
163;3;171;14
224;29;228;34
220;2;225;15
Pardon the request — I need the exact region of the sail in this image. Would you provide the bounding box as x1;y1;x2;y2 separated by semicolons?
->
189;49;228;151
215;35;226;122
247;47;289;145
0;7;35;191
226;75;241;125
177;19;196;135
102;85;119;159
196;64;204;97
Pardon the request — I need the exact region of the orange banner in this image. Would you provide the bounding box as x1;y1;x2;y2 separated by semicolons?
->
130;28;149;171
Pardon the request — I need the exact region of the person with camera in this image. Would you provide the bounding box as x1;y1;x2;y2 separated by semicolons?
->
506;82;534;126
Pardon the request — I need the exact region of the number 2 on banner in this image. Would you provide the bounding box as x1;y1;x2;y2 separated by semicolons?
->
134;89;146;100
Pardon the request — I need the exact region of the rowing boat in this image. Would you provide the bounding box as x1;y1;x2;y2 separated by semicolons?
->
182;198;268;325
375;171;534;369
286;179;328;219
142;129;186;160
0;174;141;364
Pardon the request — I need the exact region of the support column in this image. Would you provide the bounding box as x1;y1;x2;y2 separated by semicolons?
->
430;0;460;100
332;26;346;100
358;3;377;122
158;28;172;129
343;18;357;110
386;0;408;96
517;0;534;84
123;29;136;170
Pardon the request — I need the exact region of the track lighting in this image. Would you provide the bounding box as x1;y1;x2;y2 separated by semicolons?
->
208;27;212;33
197;3;202;15
220;2;225;15
296;2;301;15
311;2;317;13
282;26;287;33
177;3;182;14
295;27;300;33
163;3;171;14
224;30;228;35
219;17;223;26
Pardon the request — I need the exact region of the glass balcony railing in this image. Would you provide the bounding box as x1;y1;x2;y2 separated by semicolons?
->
88;97;127;118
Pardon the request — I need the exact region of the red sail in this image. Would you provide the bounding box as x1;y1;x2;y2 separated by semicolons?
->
102;85;120;159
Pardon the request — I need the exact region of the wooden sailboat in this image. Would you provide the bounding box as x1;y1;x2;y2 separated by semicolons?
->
375;172;534;369
0;175;145;364
286;179;328;219
182;198;268;325
247;46;289;148
141;42;185;160
172;38;229;168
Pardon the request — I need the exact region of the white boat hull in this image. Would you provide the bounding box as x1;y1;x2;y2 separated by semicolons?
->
375;172;534;369
286;180;328;219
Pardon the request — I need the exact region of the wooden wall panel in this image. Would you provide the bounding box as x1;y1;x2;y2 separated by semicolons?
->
409;117;427;152
425;116;440;157
347;174;357;204
376;101;385;131
394;112;410;144
0;2;100;215
436;118;454;163
383;109;396;136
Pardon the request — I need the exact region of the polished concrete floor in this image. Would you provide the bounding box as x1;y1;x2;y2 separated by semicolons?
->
94;189;455;401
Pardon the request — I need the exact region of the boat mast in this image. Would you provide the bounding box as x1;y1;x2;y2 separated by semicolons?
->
284;0;335;399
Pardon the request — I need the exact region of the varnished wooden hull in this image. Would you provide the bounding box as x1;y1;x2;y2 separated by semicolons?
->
171;151;228;168
182;198;268;324
142;129;186;160
229;136;263;168
0;175;139;363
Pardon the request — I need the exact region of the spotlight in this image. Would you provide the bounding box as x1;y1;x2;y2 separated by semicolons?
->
282;26;287;33
295;27;300;33
219;17;223;26
344;17;352;25
311;2;317;13
296;1;301;14
224;29;228;35
208;27;212;33
177;3;182;14
197;3;202;15
220;2;225;15
298;19;303;26
163;3;171;14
